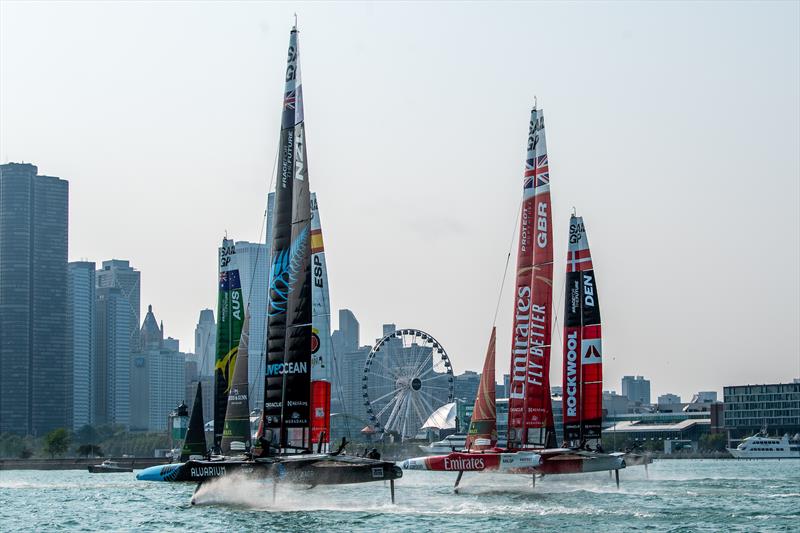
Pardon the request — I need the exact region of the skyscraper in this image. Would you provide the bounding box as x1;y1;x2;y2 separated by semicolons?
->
234;240;269;410
95;287;131;428
194;309;216;377
130;305;185;431
621;375;651;405
0;163;69;436
68;261;96;430
96;260;140;352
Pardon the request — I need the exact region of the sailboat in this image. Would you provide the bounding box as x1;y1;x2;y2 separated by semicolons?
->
137;25;401;499
401;107;624;487
402;328;543;482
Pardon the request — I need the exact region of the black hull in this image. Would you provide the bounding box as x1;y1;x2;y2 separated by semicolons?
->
140;454;401;486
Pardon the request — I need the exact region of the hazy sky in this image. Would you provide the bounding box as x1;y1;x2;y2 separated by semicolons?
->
2;1;798;401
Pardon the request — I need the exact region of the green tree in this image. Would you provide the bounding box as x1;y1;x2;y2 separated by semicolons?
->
43;428;71;458
76;444;103;457
19;447;33;459
699;433;727;452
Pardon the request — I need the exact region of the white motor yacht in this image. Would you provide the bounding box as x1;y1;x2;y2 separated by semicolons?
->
727;432;800;459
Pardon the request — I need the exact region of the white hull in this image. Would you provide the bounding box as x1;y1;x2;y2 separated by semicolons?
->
728;433;800;459
728;448;800;459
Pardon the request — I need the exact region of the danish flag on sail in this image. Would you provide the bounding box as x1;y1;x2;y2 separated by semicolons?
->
562;215;602;443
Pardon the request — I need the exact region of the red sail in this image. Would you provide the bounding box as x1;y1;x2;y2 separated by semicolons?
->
465;328;497;451
508;107;556;449
562;215;602;443
310;380;331;446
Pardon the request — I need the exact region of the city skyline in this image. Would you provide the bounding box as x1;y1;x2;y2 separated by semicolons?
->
1;3;798;403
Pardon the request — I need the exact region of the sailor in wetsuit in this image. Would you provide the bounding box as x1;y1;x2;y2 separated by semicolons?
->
367;448;381;460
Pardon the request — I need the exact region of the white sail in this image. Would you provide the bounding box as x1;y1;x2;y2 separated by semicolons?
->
310;192;332;382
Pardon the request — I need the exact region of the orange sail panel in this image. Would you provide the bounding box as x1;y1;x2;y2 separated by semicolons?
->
466;327;497;450
508;107;556;449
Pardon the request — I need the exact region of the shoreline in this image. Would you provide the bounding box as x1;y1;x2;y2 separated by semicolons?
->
0;457;171;471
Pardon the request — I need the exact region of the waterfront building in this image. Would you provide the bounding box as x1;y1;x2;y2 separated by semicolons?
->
603;390;632;416
233;240;269;410
96;260;140;352
130;305;185;431
194;309;216;378
622;375;651;405
658;393;681;406
723;381;800;441
68;261;96;430
94;287;132;428
0;163;69;435
692;391;718;403
454;370;480;404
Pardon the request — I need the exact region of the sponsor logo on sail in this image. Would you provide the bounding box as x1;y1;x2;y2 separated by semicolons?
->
565;331;578;417
266;362;308;376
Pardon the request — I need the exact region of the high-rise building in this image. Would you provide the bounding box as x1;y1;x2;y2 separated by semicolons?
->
68;261;96;431
0;163;69;436
94;287;131;428
130;305;185;431
96;260;140;352
454;370;480;404
234;240;269;410
621;375;651;405
194;309;216;378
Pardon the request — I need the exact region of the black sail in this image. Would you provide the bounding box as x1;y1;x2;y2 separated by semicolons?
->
180;382;207;461
264;26;312;449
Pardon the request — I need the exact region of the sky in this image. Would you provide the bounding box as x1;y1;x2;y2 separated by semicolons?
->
1;1;798;402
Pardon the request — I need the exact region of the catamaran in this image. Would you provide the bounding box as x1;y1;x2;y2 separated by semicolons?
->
401;107;625;489
137;25;401;499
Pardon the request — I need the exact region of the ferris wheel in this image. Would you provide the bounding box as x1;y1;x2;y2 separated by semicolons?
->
362;328;454;441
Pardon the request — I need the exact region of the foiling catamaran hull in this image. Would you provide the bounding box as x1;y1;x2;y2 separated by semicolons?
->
137;454;402;485
402;451;542;474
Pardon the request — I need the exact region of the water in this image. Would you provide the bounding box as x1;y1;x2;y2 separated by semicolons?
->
1;460;798;532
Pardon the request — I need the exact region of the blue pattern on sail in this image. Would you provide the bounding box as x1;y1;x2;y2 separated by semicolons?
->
268;225;309;316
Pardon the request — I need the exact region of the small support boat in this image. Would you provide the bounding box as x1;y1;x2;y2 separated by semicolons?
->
88;460;133;474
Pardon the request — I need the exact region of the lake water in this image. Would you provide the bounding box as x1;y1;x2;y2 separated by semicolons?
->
1;459;797;532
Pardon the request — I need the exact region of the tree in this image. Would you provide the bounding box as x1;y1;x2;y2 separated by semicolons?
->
19;447;33;459
43;428;71;458
76;444;103;458
699;433;727;452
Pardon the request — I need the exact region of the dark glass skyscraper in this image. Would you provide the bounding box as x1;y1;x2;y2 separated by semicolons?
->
0;163;69;435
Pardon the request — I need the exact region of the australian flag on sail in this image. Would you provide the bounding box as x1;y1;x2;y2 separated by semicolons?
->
219;270;241;291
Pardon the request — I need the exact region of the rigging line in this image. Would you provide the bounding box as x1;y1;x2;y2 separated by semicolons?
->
243;141;278;414
550;270;568;361
492;196;524;327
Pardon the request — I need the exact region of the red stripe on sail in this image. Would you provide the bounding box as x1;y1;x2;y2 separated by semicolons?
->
310;380;331;445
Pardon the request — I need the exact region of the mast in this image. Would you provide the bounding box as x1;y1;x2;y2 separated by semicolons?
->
180;382;206;461
220;308;251;454
562;215;602;444
264;25;313;450
214;238;244;452
507;106;556;449
465;327;497;451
